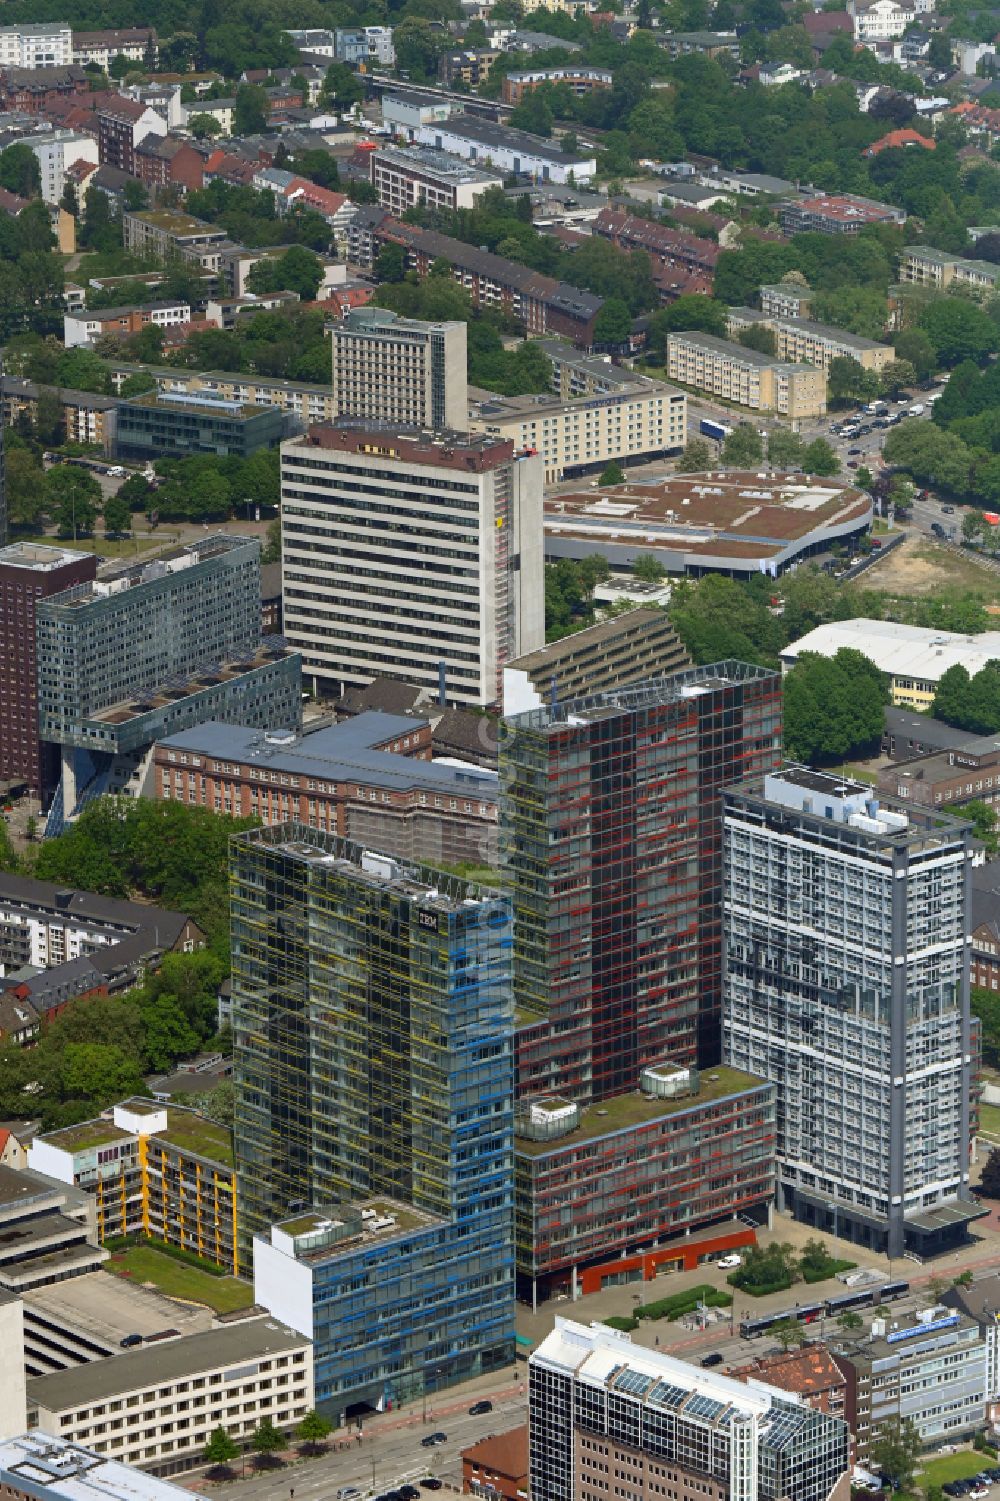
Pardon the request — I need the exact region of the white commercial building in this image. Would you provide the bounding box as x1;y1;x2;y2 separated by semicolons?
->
0;24;72;68
415;113;597;185
10;130;99;206
27;1321;313;1476
280;423;544;706
63;301;191;349
370;143;504;214
781;618;1000;709
0;1294;27;1440
0;1434;198;1501
330;306;468;431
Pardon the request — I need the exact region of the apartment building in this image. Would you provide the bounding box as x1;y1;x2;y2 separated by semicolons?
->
503;662;782;1098
12;130;99;206
122;210;230;272
370;144;503;215
439;49;501;87
63;302;191;349
0;544;96;800
72;29;157;69
594;208;720;289
779;193;907;235
900;244;1000;296
529;1320;851;1501
334;24;395;66
877;733;1000;813
725;308;892;376
109;363;338;428
280;423;544;706
29;1099;238;1274
730;1346;848;1422
781;619;1000;709
414;114;597;185
723;766;978;1258
659;29;741;57
0;1434;200;1501
666;331;827;418
501;67;612;103
152;712;499;867
96;97;167;176
849;0;919;41
502;607;690;714
469;356;687;482
330;306;467;431
515;1065;775;1304
833;1307;987;1457
28;1321;312;1476
0;25;72;68
235;828;515;1419
760;282;815;319
134;136;204;195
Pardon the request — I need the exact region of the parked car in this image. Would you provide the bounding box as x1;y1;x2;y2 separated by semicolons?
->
421;1482;442;1492
469;1401;493;1415
717;1254;742;1269
701;1352;725;1368
942;505;955;514
421;1433;448;1448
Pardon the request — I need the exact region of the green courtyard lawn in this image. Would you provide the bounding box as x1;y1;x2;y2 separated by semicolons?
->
918;1452;991;1489
104;1244;255;1315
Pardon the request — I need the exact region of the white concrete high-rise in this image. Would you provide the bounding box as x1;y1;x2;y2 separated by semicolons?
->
330;307;468;433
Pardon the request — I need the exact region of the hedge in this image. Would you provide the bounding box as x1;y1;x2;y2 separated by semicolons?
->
727;1272;794;1296
601;1315;639;1332
802;1259;857;1284
636;1283;733;1322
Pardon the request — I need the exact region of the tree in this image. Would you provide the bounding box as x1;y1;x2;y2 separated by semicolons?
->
828;354;880;405
722;424;764;467
767;429;804;469
296;1411;332;1455
234;84;268;136
6;446;47;530
247;246;324;302
869;1418;921;1492
375;243;406;284
729;1240;799;1292
102;494;131;537
676;438;713;473
250;1417;284;1467
839;1309;864;1332
739;324;777;356
801;438;840;476
592;297;632;347
600;460;625;486
0;143;39;199
783;648;889;763
919;297;998;366
203;1428;239;1472
772;1318;808;1351
188;113;222;139
320;63;364;111
981;1147;1000;1199
633;553;666;583
880;359;916;397
894;327;936;381
46;466;100;539
964;509;987;545
883;421;973;496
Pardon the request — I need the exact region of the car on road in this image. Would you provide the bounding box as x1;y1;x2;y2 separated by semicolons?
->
336;1489;361;1501
420;1480;442;1490
701;1352;725;1367
469;1400;493;1415
847;461;859;469
942;505;955;513
848;447;862;455
931;522;946;538
717;1254;742;1269
421;1433;448;1448
398;1488;419;1500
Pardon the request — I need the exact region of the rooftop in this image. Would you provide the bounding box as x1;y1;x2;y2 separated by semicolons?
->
728;307;887;354
125;208;224;238
27;1320;308;1412
155;714;497;802
668;329;817;372
782;618;1000;681
462;1424;528;1478
507;608;683;675
730;1344;846;1396
372;142;503;184
545;470;870;565
0;542;95;573
25;1268;211;1348
515;1066;768;1157
0;1433;197;1501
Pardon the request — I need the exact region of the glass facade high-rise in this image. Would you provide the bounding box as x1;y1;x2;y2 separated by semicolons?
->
232;825;515;1419
502;661;783;1103
723;766;980;1258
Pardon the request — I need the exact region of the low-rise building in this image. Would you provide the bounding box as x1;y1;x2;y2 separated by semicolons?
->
27;1321;313;1476
72;28;157;69
900;244;1000;296
0;1434;199;1501
381;90;455;139
115;391;285;461
122;210;230;272
370;143;503;214
725;308;892;376
971;862;1000;994
22;1271;211;1379
882;706;975;762
501;66;612;103
515;1064;775;1304
0;1166;106;1297
152;713;499;867
942;1271;1000;1404
760;282;815;319
29;1100;238;1274
730;1345;849;1421
832;1306;987;1458
594;207;719;295
779;193;906;235
414;113;597;185
781;619;1000;709
439;49;501;88
877;734;1000;813
469;349;687;482
108;362;337;427
502;607;690;715
63;302;191;349
666;330;827;418
463;1426;528;1500
660;29;740;57
334;24;395;67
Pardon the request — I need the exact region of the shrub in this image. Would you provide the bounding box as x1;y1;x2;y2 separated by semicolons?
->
602;1315;639;1332
802;1258;857;1284
636;1283;733;1321
728;1273;793;1296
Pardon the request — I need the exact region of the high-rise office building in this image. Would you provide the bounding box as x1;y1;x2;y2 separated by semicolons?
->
280;423;544;706
723;766;979;1258
232;825;515;1419
502;662;783;1103
330;306;467;431
36;535;301;827
0;543;97;800
529;1319;851;1501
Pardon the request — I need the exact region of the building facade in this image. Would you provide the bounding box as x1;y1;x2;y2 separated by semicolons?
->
280;423;544;706
781;619;1000;710
370;144;504;215
29;1100;238;1274
232;826;515;1419
329;307;467;431
503;662;783;1104
0;25;72;68
666;332;826;418
414;114;596;185
724;309;892;377
779;194;907;235
900;244;1000;297
529;1320;851;1501
502;607;690;715
723;767;978;1258
0;543;97;800
114;392;285;462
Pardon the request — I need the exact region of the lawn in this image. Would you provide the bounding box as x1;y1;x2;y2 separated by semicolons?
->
104;1245;255;1314
21;532;170;560
918;1453;991;1489
979;1103;1000;1141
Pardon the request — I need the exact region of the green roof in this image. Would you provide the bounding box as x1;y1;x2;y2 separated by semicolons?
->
515;1066;769;1158
44;1120;132;1153
156;1109;234;1168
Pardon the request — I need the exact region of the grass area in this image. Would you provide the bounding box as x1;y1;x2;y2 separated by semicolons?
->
910;542;1000;594
160;1108;234;1167
979;1102;1000;1140
46;1119;130;1151
918;1453;991;1488
105;1244;254;1313
830;763;880;784
20;532;169;560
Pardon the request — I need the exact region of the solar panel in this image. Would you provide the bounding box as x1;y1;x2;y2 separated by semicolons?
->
685;1395;727;1422
614;1370;655;1398
649;1381;689;1410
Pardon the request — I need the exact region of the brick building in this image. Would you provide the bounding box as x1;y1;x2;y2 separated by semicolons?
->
730;1345;849;1421
97;96;167;175
134;134;205;194
463;1426;528;1500
594;207;719;295
0;66;89;115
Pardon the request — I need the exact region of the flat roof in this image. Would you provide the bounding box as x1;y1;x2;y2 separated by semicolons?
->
373;143;503;184
782;618;1000;682
27;1319;308;1412
0;543;95;573
728;307;887;353
545;470;869;563
515;1066;768;1157
668;329;817;372
156;714;497;801
425;112;594;165
0;1433;197;1501
25;1269;212;1347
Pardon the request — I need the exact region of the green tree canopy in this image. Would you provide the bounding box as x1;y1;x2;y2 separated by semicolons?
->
783;647;889;763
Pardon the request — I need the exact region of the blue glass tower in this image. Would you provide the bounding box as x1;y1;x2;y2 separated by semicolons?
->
232;825;515;1420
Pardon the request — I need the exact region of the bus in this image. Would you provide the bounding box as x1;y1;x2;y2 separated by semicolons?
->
739;1302;824;1339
